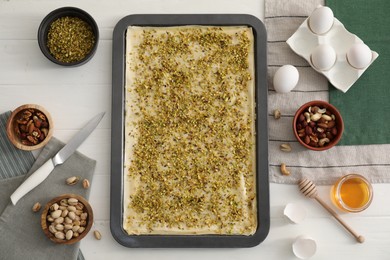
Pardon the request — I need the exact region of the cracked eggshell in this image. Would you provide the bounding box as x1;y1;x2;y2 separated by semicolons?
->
273;65;299;93
292;235;317;259
283;203;307;224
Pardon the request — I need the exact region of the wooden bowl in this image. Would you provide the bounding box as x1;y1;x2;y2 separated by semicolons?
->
293;100;344;151
6;104;53;151
41;194;93;245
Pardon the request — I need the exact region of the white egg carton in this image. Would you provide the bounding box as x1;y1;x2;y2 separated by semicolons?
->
286;12;379;93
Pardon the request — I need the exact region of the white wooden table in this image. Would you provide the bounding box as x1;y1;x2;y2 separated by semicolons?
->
1;0;390;259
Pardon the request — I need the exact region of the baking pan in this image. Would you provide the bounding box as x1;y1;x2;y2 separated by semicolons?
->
110;14;269;248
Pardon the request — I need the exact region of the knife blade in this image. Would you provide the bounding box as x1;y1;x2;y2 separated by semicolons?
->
10;112;105;205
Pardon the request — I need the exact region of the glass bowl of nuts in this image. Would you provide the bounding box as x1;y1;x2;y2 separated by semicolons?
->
6;104;53;151
37;7;99;66
293;100;344;151
41;194;93;245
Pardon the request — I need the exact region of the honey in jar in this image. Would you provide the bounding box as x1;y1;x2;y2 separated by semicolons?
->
331;174;373;213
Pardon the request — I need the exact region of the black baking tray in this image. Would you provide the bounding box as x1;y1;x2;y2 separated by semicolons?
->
110;14;269;248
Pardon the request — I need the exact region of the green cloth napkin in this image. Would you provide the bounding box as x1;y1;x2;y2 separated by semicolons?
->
0;111;93;260
327;0;390;145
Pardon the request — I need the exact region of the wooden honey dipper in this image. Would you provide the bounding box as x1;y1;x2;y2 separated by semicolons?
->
298;178;365;243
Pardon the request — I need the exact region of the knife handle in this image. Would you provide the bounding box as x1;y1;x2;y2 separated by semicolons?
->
10;159;55;205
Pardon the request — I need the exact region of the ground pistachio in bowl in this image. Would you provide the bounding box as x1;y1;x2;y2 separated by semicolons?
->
38;7;99;66
47;16;95;63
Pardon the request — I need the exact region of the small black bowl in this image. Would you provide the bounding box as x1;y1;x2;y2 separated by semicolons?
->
38;7;99;66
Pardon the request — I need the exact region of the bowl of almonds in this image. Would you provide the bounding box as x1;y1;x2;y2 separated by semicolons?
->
6;104;53;151
41;194;93;244
293;100;344;151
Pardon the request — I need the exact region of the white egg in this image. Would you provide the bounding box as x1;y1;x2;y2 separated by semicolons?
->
308;6;334;35
311;44;336;71
347;43;372;69
273;65;299;93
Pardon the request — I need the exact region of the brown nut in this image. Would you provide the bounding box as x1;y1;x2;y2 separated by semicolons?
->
295;104;339;149
13;107;50;147
304;135;310;144
305;126;313;135
298;113;305;122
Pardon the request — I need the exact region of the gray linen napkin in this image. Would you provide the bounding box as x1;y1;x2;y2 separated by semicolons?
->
0;111;94;260
265;0;390;184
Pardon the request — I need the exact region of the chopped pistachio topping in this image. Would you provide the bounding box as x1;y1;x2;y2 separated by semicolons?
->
47;16;95;63
125;26;256;235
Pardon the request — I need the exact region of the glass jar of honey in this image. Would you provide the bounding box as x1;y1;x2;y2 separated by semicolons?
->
331;174;373;213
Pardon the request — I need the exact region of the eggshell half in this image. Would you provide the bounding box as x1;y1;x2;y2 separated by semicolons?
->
283;203;307;224
292;235;317;259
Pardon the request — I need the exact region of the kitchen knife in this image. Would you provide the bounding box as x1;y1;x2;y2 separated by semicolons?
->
10;112;105;205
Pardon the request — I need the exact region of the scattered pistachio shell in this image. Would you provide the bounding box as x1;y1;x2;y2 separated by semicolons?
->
32;202;41;212
82;179;90;189
280;143;292;152
66;176;80;186
94;230;102;240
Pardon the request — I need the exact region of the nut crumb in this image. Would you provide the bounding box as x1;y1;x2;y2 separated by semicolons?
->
274;109;281;119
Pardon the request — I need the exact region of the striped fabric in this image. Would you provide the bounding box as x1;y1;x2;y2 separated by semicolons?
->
0;111;85;260
0;111;35;179
265;0;390;184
